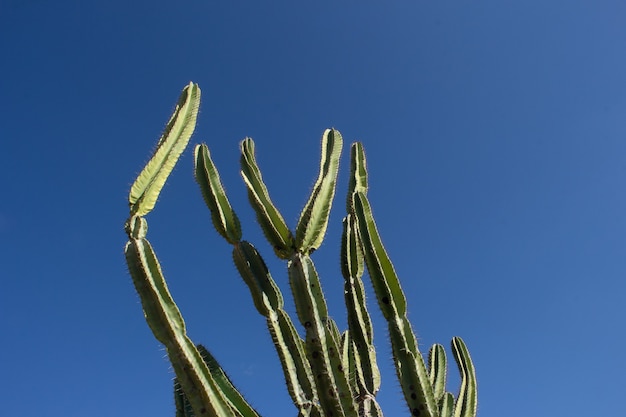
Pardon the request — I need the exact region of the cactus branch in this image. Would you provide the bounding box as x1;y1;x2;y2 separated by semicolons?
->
428;344;447;403
353;190;438;417
175;377;195;417
240;137;294;259
232;241;321;415
295;128;343;253
196;345;261;417
124;234;235;417
346;143;368;213
174;345;261;417
341;215;381;400
129;82;201;216
451;337;477;417
194;143;242;244
288;254;358;417
439;393;454;417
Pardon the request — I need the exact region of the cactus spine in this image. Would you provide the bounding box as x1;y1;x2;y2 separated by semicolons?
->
124;83;478;417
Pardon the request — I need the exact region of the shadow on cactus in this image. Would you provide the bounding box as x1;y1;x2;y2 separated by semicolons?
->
124;82;478;417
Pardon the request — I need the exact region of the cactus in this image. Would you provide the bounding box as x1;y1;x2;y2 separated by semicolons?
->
124;82;478;417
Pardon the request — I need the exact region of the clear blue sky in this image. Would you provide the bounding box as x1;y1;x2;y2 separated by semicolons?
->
1;1;625;416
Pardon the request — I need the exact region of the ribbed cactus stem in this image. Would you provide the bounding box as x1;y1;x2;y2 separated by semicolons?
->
232;242;321;414
341;215;382;404
288;254;358;417
195;144;242;244
428;344;447;403
295;129;343;253
451;337;477;417
174;377;195;417
125;233;235;417
240;138;295;259
129;82;200;217
439;393;455;417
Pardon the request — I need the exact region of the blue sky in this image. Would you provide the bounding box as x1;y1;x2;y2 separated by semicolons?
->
1;1;625;416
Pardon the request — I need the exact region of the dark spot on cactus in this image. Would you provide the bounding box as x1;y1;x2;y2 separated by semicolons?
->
382;296;390;304
312;351;319;358
338;364;343;373
411;393;416;400
412;409;420;416
409;384;414;391
420;404;425;410
305;321;312;328
200;408;207;414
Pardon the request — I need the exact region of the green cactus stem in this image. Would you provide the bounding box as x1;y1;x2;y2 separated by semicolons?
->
194;143;242;244
232;241;320;415
125;235;236;417
129;82;200;217
295;129;343;253
288;254;358;417
240;138;295;259
450;337;477;417
341;215;382;405
428;344;448;403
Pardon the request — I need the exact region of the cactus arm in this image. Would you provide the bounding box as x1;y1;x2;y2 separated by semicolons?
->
348;339;385;417
357;394;385;417
295;129;343;253
232;241;321;415
342;143;381;399
240;138;294;259
326;317;343;354
353;191;438;417
194;144;242;244
451;337;477;417
124;234;236;417
195;345;261;417
288;254;358;417
272;310;322;416
346;334;384;417
341;215;381;399
174;377;195;417
232;241;284;316
340;331;353;389
173;345;261;417
439;393;454;417
352;193;407;319
346;143;368;213
428;344;447;403
129;82;201;217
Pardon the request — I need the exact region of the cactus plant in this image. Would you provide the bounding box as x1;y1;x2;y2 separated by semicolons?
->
124;82;478;417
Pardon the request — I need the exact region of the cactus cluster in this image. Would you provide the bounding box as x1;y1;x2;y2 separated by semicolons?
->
124;82;477;417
